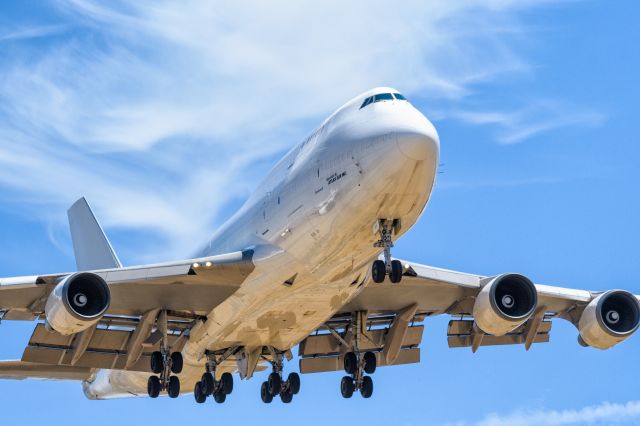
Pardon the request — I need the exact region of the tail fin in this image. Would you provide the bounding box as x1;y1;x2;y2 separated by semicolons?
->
67;197;122;271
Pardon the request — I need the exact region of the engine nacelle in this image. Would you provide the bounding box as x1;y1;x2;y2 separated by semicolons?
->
45;272;111;335
473;273;538;336
578;290;640;349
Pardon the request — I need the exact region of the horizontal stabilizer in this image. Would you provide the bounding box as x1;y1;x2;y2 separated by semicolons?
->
68;197;122;271
0;360;91;381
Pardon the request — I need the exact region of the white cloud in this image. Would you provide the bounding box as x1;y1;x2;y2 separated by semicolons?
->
447;400;640;426
450;101;606;144
0;0;569;263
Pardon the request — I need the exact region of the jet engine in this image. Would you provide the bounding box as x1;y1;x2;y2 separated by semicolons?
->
473;273;538;336
45;272;111;335
578;290;640;349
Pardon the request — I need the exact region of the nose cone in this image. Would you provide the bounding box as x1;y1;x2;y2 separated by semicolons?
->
396;119;439;161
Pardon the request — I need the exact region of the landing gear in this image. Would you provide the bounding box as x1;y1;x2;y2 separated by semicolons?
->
193;349;236;404
146;311;183;399
260;347;301;404
340;351;376;399
339;312;377;399
147;349;183;398
372;219;403;284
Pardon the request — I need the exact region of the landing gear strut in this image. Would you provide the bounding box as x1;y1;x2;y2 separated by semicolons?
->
147;311;183;398
372;219;403;284
260;347;300;404
340;311;376;398
193;347;236;404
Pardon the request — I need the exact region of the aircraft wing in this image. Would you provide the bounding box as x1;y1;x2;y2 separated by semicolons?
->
0;250;254;378
0;250;254;320
298;259;640;374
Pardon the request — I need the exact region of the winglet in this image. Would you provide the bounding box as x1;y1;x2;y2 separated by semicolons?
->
67;197;122;271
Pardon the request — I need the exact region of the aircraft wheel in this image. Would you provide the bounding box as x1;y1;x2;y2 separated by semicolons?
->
372;260;386;283
340;376;355;398
343;352;357;375
193;381;206;403
213;389;226;403
268;372;282;396
170;352;183;374
361;375;373;399
201;372;214;396
389;260;403;284
150;351;164;374
261;381;273;403
147;375;161;398
221;372;234;395
280;388;293;404
167;375;181;398
287;372;301;395
363;351;377;374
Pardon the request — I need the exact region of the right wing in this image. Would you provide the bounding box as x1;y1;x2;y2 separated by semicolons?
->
0;250;255;377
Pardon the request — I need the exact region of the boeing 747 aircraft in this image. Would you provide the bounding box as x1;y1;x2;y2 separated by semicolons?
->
0;87;638;403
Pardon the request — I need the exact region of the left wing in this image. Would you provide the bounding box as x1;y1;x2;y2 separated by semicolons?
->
299;259;640;374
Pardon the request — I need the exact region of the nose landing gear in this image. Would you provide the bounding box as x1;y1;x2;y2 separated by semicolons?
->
372;219;403;284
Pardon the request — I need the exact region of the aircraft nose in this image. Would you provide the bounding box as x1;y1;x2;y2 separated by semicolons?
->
396;119;439;161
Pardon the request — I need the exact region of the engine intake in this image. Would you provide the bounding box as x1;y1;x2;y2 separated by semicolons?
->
473;273;538;336
45;272;111;335
578;290;640;349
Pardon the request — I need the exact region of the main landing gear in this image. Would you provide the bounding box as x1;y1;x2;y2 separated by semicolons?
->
193;347;236;404
147;311;183;398
339;312;376;399
260;348;301;404
372;219;403;284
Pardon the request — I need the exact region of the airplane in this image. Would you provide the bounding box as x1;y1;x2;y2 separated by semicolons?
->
0;87;638;404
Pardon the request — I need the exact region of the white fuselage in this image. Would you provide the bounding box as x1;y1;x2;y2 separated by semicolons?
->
83;87;440;399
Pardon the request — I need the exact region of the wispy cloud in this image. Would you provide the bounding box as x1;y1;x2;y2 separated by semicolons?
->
0;0;568;263
447;400;640;426
0;25;66;42
450;100;606;144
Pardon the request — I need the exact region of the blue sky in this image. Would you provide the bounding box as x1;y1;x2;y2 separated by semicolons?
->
1;1;639;424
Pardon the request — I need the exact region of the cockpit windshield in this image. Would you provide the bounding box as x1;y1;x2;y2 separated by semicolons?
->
360;92;408;109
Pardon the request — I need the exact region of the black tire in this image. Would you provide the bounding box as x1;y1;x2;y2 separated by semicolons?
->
213;389;226;404
261;381;273;403
280;388;293;404
390;260;403;284
221;372;234;395
147;375;161;398
268;372;282;396
170;352;183;374
150;351;164;374
372;260;386;283
168;375;180;398
361;375;373;398
363;351;377;374
287;372;301;395
201;372;214;396
340;376;355;398
343;352;357;375
193;381;206;403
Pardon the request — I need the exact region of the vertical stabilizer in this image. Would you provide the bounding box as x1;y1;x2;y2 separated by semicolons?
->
67;197;122;271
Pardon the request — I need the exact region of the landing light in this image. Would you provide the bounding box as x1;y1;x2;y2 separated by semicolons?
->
205;261;213;268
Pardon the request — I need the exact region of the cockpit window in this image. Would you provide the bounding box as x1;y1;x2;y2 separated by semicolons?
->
360;92;408;109
374;93;394;102
360;96;373;109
